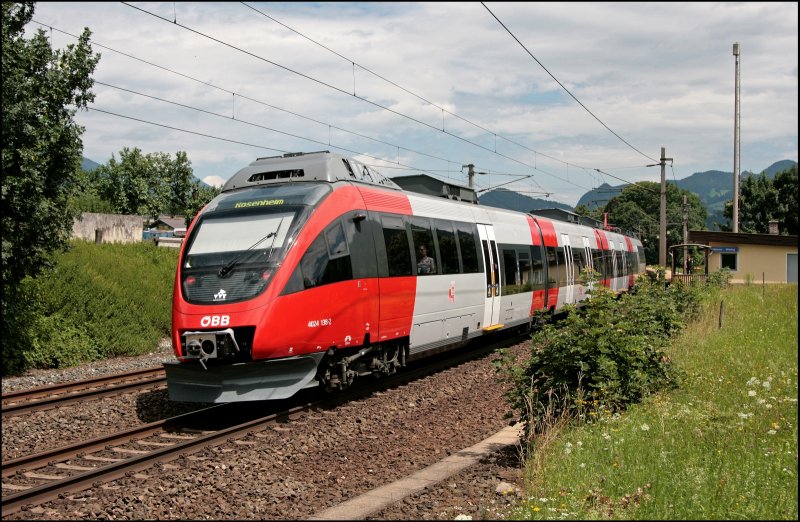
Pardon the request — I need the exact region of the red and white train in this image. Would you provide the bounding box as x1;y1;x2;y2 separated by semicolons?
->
165;151;646;403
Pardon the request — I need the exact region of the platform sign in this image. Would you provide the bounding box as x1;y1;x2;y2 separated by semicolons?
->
711;246;738;253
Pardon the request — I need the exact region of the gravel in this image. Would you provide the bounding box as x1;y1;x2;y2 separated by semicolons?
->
2;338;531;520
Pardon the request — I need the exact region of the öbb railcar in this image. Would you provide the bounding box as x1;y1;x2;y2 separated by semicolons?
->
164;151;646;403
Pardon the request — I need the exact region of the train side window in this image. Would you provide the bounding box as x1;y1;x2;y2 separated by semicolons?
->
530;245;545;290
434;219;460;274
518;249;532;292
381;215;413;277
592;248;605;279
546;246;558;285
455;221;481;273
556;247;567;286
501;248;520;295
410;217;437;275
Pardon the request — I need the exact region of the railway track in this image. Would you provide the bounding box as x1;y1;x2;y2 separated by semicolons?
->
1;367;166;418
1;332;522;516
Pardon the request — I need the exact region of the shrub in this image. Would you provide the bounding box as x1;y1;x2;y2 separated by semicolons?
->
497;276;708;439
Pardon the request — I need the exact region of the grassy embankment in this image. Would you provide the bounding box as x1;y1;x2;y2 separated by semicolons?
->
18;240;179;370
511;283;798;520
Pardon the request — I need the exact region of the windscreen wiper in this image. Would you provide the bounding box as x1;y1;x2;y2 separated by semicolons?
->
218;218;284;278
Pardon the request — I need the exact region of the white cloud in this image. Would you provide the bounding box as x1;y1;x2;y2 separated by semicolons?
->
29;1;798;206
202;176;226;188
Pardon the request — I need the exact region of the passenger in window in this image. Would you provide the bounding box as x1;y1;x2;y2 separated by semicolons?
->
417;245;436;275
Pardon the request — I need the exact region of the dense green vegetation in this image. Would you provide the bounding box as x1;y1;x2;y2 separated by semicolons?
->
724;165;798;235
3;241;178;374
504;283;798;520
1;3;219;373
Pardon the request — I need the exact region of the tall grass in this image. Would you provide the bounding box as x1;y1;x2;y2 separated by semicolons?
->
511;284;798;520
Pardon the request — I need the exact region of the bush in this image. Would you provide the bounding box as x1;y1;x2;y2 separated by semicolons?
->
497;275;719;438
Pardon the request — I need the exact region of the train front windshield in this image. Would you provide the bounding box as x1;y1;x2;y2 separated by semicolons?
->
181;209;299;304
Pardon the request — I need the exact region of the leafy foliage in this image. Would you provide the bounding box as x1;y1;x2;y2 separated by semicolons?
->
3;241;178;375
89;147;220;225
497;274;728;439
724;165;798;235
603;182;707;265
1;2;99;290
1;2;99;371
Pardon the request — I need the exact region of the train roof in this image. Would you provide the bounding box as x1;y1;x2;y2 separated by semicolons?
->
221;151;401;193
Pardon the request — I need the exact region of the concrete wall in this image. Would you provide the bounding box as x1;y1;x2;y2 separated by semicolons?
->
72;212;146;244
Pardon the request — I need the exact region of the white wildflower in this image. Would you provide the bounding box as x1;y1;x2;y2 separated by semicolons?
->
748;390;757;397
768;430;777;435
641;423;651;431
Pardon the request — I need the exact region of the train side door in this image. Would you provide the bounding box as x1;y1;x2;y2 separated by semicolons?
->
561;233;575;304
477;224;501;329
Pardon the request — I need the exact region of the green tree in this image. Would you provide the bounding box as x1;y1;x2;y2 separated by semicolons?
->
603;182;707;265
2;2;99;374
185;182;221;227
98;147;168;220
725;165;798;235
97;147;219;224
1;2;99;288
67;166;115;214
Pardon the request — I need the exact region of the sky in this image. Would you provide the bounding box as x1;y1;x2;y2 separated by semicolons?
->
27;2;798;207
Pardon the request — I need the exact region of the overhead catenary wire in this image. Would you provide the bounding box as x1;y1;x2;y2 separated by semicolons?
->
35;8;648;200
239;2;651;189
481;2;659;165
118;3;611;193
40;15;594;195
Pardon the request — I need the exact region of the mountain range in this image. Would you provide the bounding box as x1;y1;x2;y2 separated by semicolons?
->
480;159;796;230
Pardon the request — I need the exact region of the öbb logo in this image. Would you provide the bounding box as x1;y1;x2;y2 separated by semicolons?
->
200;315;230;328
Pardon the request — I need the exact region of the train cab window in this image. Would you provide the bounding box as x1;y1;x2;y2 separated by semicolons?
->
434;220;460;274
381;215;413;277
410;217;437;275
294;220;353;290
455;221;481;273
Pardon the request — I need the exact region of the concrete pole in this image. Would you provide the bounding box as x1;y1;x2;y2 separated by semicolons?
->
733;42;741;233
464;163;475;189
659;147;668;267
